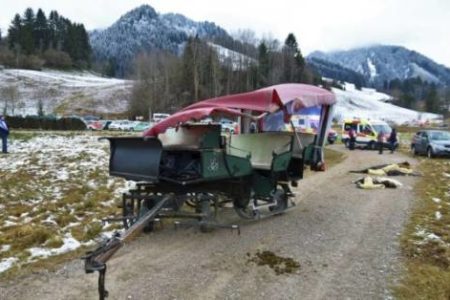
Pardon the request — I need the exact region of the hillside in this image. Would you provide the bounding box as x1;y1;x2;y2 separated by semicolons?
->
0;69;131;116
308;45;450;88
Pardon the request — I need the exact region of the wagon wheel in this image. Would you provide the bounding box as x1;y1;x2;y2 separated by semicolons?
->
233;196;258;220
194;194;216;233
269;188;288;214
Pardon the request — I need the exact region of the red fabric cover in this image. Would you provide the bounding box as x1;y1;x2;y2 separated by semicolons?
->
144;84;335;136
184;83;335;112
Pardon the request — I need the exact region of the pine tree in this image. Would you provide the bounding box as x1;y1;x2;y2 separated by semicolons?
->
425;85;440;113
34;8;48;52
21;8;35;54
282;33;305;83
257;41;269;87
48;10;60;49
7;14;22;50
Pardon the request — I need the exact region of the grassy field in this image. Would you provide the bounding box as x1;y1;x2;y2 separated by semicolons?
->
392;129;450;299
0;131;130;278
324;147;346;168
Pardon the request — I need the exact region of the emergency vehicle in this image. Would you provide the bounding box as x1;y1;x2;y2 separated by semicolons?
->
341;118;392;149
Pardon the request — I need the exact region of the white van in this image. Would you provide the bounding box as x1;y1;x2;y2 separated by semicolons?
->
342;118;393;149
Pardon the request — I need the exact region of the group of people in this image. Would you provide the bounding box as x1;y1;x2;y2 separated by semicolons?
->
0;115;9;154
348;127;398;154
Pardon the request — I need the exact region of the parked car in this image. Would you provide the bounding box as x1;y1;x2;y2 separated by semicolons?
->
411;130;450;158
109;120;135;131
133;122;152;132
87;120;104;130
327;128;338;144
219;118;238;134
152;113;170;123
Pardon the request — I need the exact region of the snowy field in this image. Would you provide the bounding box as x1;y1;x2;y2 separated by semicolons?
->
0;131;132;275
0;69;132;116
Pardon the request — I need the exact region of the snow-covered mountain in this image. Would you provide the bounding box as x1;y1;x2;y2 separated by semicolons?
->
332;83;441;125
308;45;450;88
89;5;232;75
0;69;131;116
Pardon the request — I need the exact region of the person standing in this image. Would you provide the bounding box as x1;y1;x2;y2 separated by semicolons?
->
0;115;9;154
349;127;356;150
388;128;398;154
377;130;384;154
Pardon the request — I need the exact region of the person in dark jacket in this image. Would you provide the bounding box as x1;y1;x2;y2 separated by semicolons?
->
0;115;9;154
388;128;398;153
348;128;356;150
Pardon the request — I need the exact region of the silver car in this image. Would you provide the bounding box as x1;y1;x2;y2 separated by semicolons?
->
411;130;450;158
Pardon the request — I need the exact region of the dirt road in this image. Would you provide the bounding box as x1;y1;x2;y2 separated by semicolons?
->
0;145;417;300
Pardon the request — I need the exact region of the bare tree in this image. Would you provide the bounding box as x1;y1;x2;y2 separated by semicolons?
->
129;51;178;116
35;88;49;116
0;85;19;115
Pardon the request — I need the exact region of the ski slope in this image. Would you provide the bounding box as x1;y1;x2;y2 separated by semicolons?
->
332;83;441;125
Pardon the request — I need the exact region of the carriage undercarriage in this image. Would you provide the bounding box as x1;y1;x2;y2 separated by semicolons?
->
118;178;295;234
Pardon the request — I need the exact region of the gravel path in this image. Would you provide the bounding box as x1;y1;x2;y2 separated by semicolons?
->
0;145;417;300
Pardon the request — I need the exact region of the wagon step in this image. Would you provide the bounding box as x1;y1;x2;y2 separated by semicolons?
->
247;200;296;220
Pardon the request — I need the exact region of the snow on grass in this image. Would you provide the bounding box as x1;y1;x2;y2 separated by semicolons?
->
1;245;11;253
28;233;81;259
0;257;18;273
0;131;129;275
0;68;132;116
432;197;441;203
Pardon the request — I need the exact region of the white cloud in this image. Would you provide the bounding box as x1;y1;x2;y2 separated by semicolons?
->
0;0;449;66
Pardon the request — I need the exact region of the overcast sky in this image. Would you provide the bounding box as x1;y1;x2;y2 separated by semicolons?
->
1;0;449;66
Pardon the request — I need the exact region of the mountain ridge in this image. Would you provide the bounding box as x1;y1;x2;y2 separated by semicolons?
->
307;45;450;88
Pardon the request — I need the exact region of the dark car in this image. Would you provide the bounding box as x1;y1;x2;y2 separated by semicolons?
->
411;130;450;158
327;128;338;144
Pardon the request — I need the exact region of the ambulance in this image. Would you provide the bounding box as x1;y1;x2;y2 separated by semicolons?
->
341;118;393;149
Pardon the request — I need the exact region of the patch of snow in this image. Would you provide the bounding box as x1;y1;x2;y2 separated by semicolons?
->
87;180;97;189
435;211;442;220
0;257;18;273
4;220;17;227
409;63;440;83
1;245;11;253
367;58;377;79
56;169;70;181
208;43;256;70
432;197;441;203
28;233;81;259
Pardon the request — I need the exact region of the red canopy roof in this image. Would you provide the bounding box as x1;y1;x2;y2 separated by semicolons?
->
184;83;335;112
144;84;335;136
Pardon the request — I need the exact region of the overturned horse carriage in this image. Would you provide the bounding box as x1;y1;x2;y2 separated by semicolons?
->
84;84;336;299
